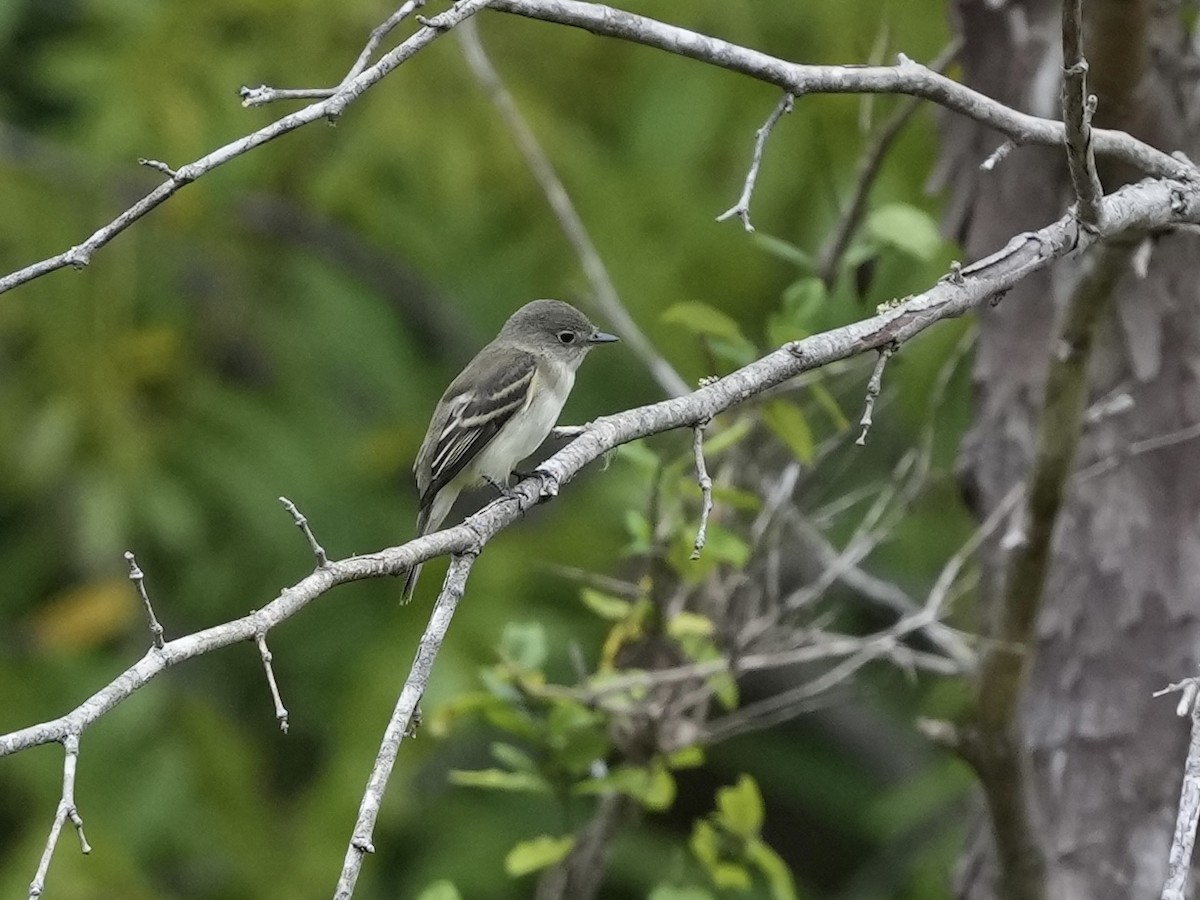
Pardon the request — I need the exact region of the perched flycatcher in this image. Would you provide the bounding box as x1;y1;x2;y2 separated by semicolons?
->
402;299;619;601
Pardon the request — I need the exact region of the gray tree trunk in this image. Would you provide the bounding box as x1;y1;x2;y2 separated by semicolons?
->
938;2;1200;897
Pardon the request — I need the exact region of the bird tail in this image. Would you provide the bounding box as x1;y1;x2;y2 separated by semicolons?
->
400;506;430;604
401;489;456;604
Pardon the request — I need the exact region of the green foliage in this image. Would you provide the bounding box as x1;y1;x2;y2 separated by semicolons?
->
505;835;576;877
0;0;973;898
689;776;797;900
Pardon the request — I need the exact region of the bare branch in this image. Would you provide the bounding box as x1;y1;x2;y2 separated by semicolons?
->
280;496;330;568
255;633;290;733
1159;675;1200;900
715;92;794;232
1061;0;1104;227
818;40;963;284
2;176;1198;894
240;0;427;107
980;139;1016;171
124;551;164;650
689;422;714;559
136;157;179;178
492;0;1189;180
3;0;1192;301
334;552;477;900
855;343;896;446
455;19;689;398
0;0;494;298
28;734;90;899
1076;421;1200;482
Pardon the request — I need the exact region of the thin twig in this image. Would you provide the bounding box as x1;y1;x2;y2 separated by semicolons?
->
280;496;330;568
0;0;493;297
334;551;477;899
240;0;430;107
489;0;1188;181
28;734;90;899
980;140;1016;171
1076;421;1200;482
136;157;179;178
855;343;896;445
716;92;794;232
818;40;963;285
1158;675;1200;900
255;633;290;733
456;20;689;398
925;483;1023;621
690;422;714;559
124;551;164;649
1061;0;1103;226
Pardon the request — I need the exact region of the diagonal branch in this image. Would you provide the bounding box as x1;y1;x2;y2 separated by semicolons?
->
715;91;794;232
1;176;1198;896
0;0;494;298
1;176;1194;764
1;0;1189;302
334;551;478;899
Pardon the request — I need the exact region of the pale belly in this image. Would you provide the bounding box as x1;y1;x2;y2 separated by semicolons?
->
469;365;573;484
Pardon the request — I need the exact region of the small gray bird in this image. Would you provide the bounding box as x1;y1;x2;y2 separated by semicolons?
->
403;299;619;601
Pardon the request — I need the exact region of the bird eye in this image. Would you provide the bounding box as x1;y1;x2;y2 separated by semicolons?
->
557;331;576;344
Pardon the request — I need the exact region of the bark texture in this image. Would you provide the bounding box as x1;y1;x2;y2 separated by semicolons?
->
939;2;1200;898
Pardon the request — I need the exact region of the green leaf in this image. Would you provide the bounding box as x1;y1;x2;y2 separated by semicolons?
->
702;417;754;458
690;819;721;868
662;302;748;345
762;400;814;463
666;745;706;770
617;439;661;471
711;672;739;710
711;863;753;890
415;880;462;900
811;382;850;431
782;276;827;321
623;509;652;553
668;611;715;639
753;233;816;270
716;775;765;838
866;203;943;261
746;838;799;900
504;835;575;877
708;483;762;511
576;763;676;811
499;622;548;671
449;768;551;793
491;742;538;773
580;588;634;621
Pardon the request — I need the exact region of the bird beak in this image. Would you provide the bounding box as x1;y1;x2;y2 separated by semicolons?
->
589;331;620;344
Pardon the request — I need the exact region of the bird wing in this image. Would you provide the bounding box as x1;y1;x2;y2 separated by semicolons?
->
414;346;537;508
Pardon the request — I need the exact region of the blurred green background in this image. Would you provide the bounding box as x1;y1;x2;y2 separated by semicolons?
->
0;0;978;897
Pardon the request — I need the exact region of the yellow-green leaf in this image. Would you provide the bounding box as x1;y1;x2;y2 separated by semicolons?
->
662;302;748;345
763;400;814;463
866;203;943;261
716;775;765;838
504;835;575;877
580;588;633;621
